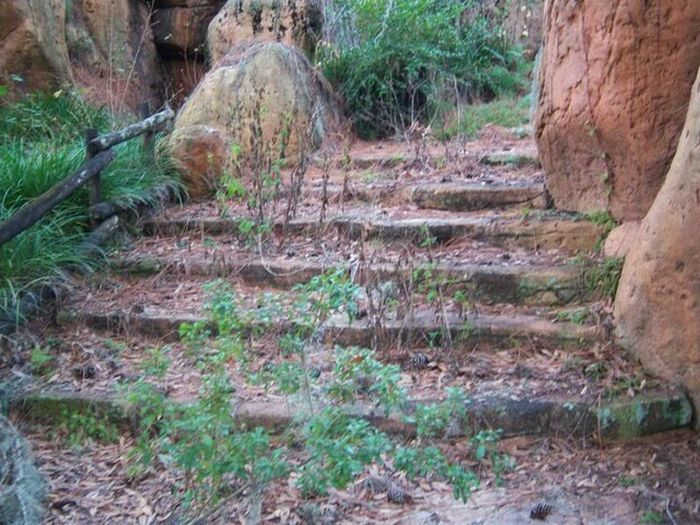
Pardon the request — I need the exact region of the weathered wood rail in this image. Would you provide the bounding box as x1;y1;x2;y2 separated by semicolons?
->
0;105;174;247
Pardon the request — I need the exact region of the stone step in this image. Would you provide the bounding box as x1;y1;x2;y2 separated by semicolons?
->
113;255;585;306
326;311;599;351
57;306;600;350
480;150;540;168
302;181;548;211
143;212;603;254
407;182;548;212
12;387;692;442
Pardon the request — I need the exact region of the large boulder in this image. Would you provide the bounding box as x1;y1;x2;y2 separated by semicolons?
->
207;0;323;63
614;66;700;411
0;0;162;113
535;0;700;221
167;42;340;199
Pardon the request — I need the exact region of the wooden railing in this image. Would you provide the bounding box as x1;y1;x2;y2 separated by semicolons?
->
0;104;175;247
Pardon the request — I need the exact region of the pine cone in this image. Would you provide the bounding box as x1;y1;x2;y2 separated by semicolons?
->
529;502;553;520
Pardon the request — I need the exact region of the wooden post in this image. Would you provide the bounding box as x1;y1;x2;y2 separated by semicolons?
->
84;128;102;210
140;101;155;160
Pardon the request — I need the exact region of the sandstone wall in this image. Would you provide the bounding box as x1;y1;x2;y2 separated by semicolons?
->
0;0;162;113
615;65;700;411
535;0;700;221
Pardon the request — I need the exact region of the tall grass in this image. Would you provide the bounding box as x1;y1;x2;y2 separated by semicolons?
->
0;90;179;326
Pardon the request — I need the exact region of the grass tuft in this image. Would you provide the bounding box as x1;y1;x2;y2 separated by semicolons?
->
439;96;530;140
0;90;179;327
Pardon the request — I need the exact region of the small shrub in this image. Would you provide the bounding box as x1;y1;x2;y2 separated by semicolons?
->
578;257;624;301
53;407;120;448
319;0;528;138
29;346;55;376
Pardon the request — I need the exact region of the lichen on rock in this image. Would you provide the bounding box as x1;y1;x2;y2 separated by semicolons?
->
166;42;340;199
0;415;46;525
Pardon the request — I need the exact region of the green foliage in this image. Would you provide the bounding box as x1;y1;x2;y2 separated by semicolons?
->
0;90;179;321
577;257;624;301
319;0;527;138
639;510;666;524
53;406;120;448
327;347;405;415
29;346;55;376
407;387;469;439
127;270;495;509
439;96;530;140
298;407;393;496
585;210;617;235
469;429;514;485
0;90;111;144
555;307;589;325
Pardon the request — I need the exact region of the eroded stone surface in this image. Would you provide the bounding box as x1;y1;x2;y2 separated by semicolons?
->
207;0;322;62
535;0;700;221
167;42;340;198
615;66;700;412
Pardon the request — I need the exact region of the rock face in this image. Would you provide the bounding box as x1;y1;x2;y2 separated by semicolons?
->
167;42;340;199
0;415;46;525
207;0;323;64
615;66;700;411
152;0;224;57
535;0;700;221
0;0;162;112
152;1;225;107
66;0;162;112
0;1;72;92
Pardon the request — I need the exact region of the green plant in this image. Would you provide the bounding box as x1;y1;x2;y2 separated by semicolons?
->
406;387;469;439
0;90;180;322
618;475;639;487
319;0;528;138
53;406;120;448
469;429;514;485
555;307;589;325
29;346;55;376
639;510;666;524
583;210;618;252
439;96;530;140
577;257;624;301
128;271;491;512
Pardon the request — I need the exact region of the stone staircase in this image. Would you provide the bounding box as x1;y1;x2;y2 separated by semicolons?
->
18;138;692;442
9;135;697;523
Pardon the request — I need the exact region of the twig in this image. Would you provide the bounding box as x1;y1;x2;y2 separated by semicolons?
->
665;498;678;525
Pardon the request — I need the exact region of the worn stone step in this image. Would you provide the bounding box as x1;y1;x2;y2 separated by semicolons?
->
12;387;692;442
480;150;540;168
113;255;585;306
326;311;599;350
407;182;549;211
143;212;603;254
57;306;599;350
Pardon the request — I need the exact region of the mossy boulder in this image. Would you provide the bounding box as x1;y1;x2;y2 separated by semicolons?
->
166;42;340;199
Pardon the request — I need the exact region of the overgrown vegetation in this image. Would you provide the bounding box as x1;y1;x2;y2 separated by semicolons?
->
439;95;530;140
125;271;511;515
0;90;179;325
577;256;624;301
319;0;529;138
